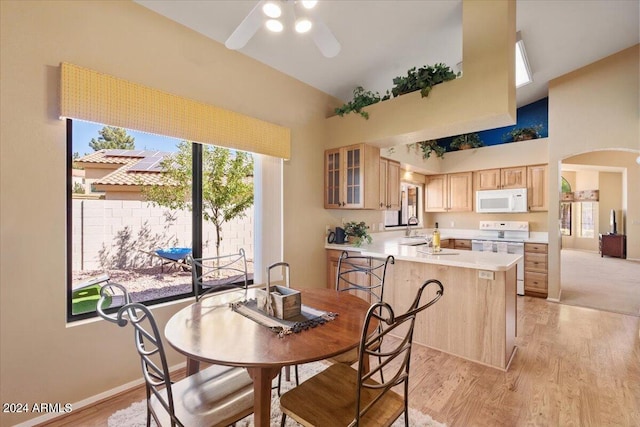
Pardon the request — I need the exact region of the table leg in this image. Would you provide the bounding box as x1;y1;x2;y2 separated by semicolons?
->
246;366;280;427
186;358;200;376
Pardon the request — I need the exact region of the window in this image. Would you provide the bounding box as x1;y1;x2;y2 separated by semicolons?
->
67;120;256;320
384;182;421;228
560;203;571;236
576;202;596;238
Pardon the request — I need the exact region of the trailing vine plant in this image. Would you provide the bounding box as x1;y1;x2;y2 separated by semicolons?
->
407;139;446;159
334;86;390;119
334;63;459;119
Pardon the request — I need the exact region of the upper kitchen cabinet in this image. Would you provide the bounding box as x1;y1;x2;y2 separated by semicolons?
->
475;166;527;190
425;172;473;212
379;158;401;210
527;164;548;211
324;144;380;209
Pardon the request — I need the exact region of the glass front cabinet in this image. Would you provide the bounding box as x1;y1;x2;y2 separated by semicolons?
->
324;144;380;209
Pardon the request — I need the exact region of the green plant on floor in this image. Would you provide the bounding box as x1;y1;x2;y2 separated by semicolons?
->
334;86;391;119
391;63;459;98
408;139;446;159
343;221;372;247
450;133;484;150
505;124;543;142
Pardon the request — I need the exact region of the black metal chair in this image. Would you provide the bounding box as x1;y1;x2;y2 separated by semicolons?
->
330;252;395;376
97;283;254;427
187;248;249;301
279;279;444;426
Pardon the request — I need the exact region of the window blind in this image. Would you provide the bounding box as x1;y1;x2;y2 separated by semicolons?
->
60;62;291;159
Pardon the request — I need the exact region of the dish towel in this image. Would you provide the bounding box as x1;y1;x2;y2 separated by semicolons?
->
482;241;494;251
497;242;508;253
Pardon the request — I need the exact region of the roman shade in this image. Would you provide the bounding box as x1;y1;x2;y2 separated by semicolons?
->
60;62;291;159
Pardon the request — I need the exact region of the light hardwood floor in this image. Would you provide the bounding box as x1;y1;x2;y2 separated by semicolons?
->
39;296;640;427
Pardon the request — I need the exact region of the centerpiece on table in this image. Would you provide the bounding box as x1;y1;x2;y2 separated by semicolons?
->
343;221;372;247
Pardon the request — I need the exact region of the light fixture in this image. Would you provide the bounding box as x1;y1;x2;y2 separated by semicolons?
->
515;31;533;88
295;18;312;33
301;0;317;9
266;19;283;32
262;2;282;18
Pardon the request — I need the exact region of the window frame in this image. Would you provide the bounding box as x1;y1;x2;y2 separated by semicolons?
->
66;120;256;322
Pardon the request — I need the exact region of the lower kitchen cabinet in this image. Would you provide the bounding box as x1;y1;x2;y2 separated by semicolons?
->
524;243;548;298
326;249;373;302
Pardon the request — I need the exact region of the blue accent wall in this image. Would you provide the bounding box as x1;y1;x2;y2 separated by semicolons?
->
441;97;548;150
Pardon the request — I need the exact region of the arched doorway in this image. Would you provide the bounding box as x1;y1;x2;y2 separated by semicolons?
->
559;149;640;316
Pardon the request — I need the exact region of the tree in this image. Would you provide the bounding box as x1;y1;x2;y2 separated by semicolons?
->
142;142;254;257
89;126;135;151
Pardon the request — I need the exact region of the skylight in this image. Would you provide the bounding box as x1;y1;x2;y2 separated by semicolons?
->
515;31;532;88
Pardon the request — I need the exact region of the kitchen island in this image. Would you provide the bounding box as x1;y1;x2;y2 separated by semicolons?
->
326;235;520;371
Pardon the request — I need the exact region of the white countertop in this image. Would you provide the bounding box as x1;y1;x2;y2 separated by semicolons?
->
325;235;522;272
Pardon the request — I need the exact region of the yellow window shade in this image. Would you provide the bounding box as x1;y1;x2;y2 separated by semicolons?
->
60;62;291;159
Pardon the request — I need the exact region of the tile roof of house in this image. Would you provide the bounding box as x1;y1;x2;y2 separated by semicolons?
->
78;149;175;187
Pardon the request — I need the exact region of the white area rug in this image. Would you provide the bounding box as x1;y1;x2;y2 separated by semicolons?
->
108;362;446;426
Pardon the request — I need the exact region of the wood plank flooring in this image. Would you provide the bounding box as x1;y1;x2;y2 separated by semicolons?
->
38;296;640;426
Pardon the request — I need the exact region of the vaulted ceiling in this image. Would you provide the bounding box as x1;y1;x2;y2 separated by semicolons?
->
135;0;639;109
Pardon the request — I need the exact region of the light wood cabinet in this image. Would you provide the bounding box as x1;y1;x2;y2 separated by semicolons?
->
324;144;380;209
527;164;548;211
453;239;472;250
475;167;526;190
326;250;372;302
425;172;473;212
524;243;548;297
379;158;401;210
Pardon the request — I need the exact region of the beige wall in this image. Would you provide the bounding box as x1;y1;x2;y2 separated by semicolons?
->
0;1;337;424
547;45;640;300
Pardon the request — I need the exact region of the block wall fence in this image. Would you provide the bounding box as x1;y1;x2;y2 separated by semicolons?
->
71;199;254;272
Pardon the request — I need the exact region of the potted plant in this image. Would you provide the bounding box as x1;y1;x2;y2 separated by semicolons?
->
391;63;459;98
408;139;446;159
343;221;372;247
505;124;543;142
450;133;483;150
334;86;390;119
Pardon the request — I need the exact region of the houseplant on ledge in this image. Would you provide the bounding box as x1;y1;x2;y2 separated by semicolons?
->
505;124;543;142
450;133;484;150
343;221;372;247
408;139;446;159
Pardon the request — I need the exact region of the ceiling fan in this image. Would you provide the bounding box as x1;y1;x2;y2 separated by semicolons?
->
225;0;341;58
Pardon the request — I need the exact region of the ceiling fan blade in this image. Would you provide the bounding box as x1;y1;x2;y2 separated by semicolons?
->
312;17;341;58
225;0;266;50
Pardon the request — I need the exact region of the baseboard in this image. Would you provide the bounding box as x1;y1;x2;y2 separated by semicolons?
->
17;361;186;427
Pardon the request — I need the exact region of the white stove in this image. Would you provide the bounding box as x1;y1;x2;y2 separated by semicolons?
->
471;221;528;295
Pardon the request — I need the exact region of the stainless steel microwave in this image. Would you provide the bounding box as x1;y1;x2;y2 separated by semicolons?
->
476;188;528;213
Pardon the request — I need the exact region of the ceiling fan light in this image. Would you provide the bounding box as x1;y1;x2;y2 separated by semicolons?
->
295;18;312;33
262;2;282;18
301;0;318;9
266;19;284;32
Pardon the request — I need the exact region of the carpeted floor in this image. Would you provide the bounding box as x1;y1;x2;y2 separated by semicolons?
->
108;361;445;427
561;249;640;316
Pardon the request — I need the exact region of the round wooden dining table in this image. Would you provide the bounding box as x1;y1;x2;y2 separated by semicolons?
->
164;287;375;427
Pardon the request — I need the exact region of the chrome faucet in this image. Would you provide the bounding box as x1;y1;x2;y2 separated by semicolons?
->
406;216;419;237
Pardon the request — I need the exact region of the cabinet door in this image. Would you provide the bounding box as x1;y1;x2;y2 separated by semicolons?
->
527;164;548;211
501;166;527;189
343;145;364;208
425;174;447;212
475;169;500;190
324;149;342;208
448;172;473;212
386;160;401;210
379;158;389;209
